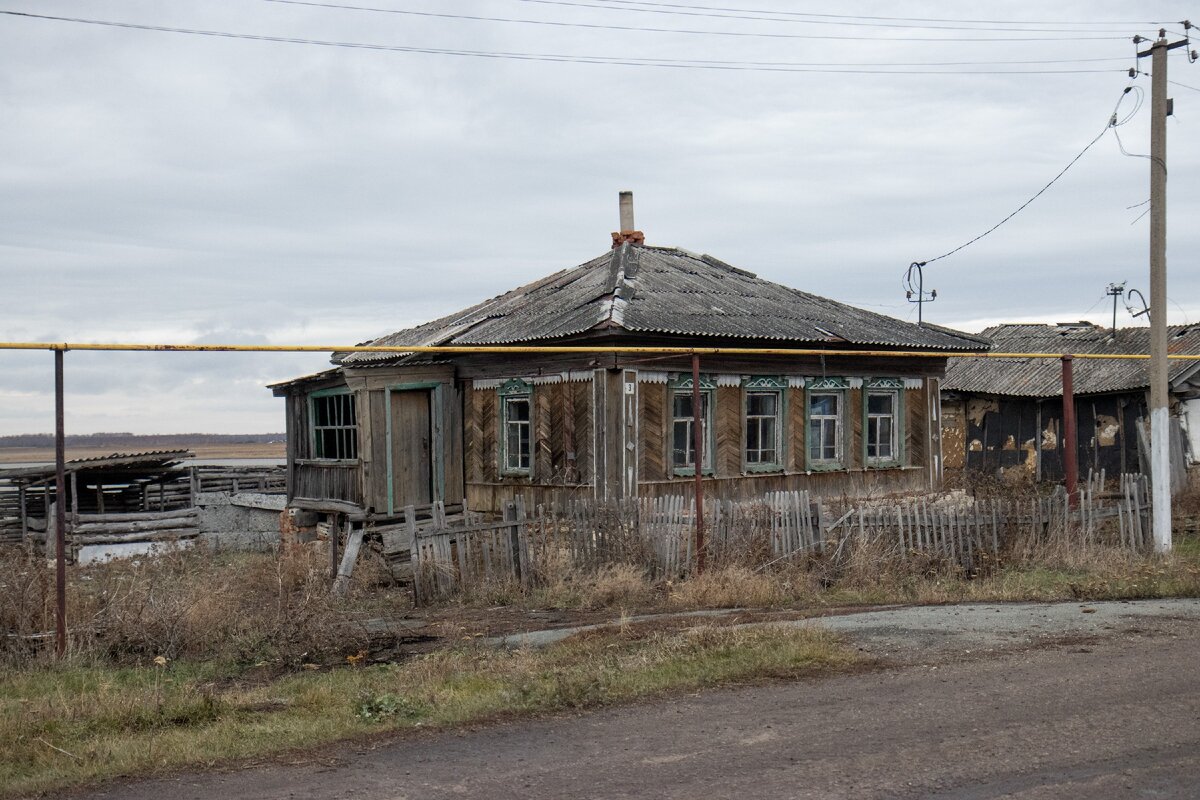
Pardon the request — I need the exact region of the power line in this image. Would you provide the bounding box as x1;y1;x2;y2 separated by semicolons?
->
0;11;1127;73
913;85;1141;267
510;0;1144;36
255;0;1132;42
261;0;1134;63
531;0;1160;27
1170;79;1200;91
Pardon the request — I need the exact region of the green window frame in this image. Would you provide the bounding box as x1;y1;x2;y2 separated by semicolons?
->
498;379;532;476
670;374;715;475
863;378;905;468
805;377;848;470
744;376;787;471
309;389;358;460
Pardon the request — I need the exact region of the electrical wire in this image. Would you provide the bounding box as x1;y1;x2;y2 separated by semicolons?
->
260;0;1142;47
510;0;1144;35
911;85;1142;267
533;0;1160;27
1169;79;1200;92
0;11;1130;73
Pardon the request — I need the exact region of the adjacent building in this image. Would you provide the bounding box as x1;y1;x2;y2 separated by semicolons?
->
941;322;1200;481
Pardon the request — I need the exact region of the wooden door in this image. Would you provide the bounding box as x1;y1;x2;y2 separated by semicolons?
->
391;390;433;509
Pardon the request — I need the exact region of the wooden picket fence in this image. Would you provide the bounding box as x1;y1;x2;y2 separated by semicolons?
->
405;472;1155;603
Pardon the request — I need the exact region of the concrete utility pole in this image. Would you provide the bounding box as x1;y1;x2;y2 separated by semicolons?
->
1137;28;1192;553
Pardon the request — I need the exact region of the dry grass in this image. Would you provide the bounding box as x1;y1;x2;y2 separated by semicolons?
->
0;625;860;798
0;543;403;668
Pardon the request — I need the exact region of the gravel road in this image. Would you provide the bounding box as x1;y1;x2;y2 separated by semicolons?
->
80;599;1200;800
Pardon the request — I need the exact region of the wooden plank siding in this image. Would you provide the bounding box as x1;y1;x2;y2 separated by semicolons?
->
846;387;863;471
789;386;806;473
715;386;741;476
464;377;597;513
639;382;668;482
907;386;928;469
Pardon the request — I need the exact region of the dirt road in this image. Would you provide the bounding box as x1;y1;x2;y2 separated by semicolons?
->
82;601;1200;800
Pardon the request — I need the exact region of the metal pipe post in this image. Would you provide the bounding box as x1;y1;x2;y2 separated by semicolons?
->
54;349;67;658
1061;355;1078;508
691;354;706;573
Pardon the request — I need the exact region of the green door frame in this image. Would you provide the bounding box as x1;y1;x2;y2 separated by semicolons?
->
385;382;445;516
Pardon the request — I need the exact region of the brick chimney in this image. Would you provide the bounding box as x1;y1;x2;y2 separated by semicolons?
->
611;190;645;248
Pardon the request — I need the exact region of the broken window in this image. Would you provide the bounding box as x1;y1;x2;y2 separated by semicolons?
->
311;391;358;460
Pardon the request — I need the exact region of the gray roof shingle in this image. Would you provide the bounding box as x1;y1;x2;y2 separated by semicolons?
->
338;244;987;365
943;322;1200;397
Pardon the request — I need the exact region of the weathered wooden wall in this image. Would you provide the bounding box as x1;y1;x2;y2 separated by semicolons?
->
944;391;1147;482
463;377;596;513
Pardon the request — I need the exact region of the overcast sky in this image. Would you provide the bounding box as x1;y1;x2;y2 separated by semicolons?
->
1;1;1198;434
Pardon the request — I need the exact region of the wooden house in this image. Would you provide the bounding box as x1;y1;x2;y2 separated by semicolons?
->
271;197;986;524
941;322;1200;482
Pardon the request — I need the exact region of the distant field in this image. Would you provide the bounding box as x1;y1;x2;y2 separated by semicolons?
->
0;441;285;464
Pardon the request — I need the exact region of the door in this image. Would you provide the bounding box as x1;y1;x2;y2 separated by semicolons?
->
390;389;434;510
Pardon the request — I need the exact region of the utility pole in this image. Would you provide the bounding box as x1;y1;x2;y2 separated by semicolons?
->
1136;27;1192;553
1105;282;1125;334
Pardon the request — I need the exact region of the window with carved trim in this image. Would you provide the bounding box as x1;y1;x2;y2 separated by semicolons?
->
498;378;533;476
672;390;713;471
807;392;842;466
864;378;904;467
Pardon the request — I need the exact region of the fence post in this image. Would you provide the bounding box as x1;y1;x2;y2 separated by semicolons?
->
505;499;523;585
691;353;706;573
1062;355;1079;508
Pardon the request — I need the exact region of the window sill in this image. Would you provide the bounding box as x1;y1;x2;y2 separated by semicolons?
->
672;468;715;478
744;464;785;474
296;458;359;467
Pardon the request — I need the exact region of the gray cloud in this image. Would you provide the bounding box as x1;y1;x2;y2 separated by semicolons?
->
0;1;1197;433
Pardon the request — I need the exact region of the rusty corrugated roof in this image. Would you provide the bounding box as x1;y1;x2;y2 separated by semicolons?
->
944;322;1200;397
338;244;986;366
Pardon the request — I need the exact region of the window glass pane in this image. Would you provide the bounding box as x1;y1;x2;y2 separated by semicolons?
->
673;393;693;419
878;418;893;458
673;421;691;466
868;393;893;415
747;392;776;417
810;393;839;416
761;418;776;453
508;398;530;422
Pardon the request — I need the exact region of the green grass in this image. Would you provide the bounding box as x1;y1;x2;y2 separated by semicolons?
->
0;625;860;798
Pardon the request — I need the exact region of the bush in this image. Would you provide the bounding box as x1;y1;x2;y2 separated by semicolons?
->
0;544;397;668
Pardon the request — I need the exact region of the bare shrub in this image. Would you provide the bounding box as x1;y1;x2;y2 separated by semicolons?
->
0;544;384;667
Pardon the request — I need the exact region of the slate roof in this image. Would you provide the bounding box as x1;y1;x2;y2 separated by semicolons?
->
943;322;1200;398
0;450;193;480
338;244;986;366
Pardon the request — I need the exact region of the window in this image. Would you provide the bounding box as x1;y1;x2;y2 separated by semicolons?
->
502;395;532;474
864;379;905;467
498;378;534;475
807;392;842;466
745;390;781;467
672;390;712;471
866;392;898;463
311;392;357;460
